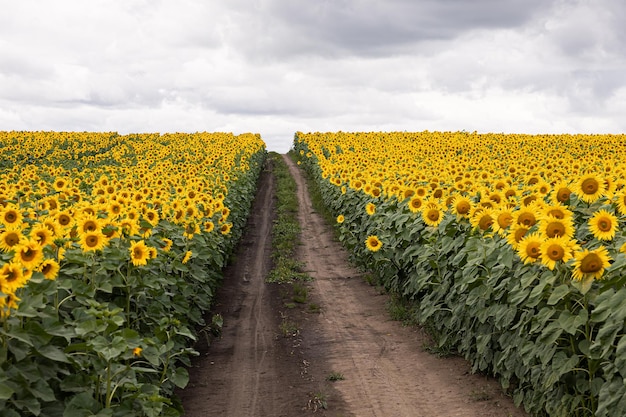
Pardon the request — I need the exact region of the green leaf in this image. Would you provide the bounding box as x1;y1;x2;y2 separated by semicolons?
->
37;344;70;363
547;284;571;306
169;366;189;389
0;382;15;400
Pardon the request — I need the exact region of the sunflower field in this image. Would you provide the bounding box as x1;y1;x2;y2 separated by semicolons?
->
294;131;626;417
0;131;266;416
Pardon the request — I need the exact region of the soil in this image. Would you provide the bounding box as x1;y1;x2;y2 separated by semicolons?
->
178;155;530;417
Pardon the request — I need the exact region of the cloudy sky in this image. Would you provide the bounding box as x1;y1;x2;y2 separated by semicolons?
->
1;0;625;152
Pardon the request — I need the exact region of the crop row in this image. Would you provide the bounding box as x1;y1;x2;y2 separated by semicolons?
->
0;131;266;416
294;131;626;417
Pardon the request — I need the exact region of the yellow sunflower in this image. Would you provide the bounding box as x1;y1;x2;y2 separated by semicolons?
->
572;246;611;281
79;230;107;252
365;235;382;252
506;224;529;250
220;223;232;235
365;203;376;216
38;259;61;280
30;225;54;248
76;214;103;234
0;228;26;253
470;208;494;232
517;232;544;264
161;238;173;252
0;262;28;294
451;195;472;218
0;204;23;228
204;221;215;233
539;216;575;239
13;239;44;270
129;240;150;266
588;209;618;241
183;223;200;239
422;206;444;227
514;206;538;228
336;214;345;224
492;207;514;236
574;174;606;203
551;181;573;204
613;189;626;216
182;250;193;264
407;196;424;213
539;237;577;270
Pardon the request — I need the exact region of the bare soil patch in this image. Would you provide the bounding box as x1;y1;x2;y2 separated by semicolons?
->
179;155;530;417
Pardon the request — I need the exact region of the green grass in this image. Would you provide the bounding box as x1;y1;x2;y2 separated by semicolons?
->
266;152;311;284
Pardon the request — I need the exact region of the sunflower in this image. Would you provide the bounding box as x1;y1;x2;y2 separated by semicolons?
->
451;195;472;218
129;240;150;266
182;250;193;264
422;206;444;227
0;262;28;294
407;196;424;213
13;239;44;270
220;222;232;235
517;232;544;264
204;221;215;233
0;204;23;228
161;238;173;252
574;174;606;203
76;214;103;234
183;223;200;239
539;216;575;239
30;225;54;247
365;235;382;252
514;206;538;228
365;203;376;216
551;181;572;204
539;237;577;270
0;292;20;318
588;209;618;241
38;259;61;280
506;223;530;250
55;210;74;229
0;228;26;252
492;207;514;236
79;230;107;252
572;246;611;281
336;214;345;224
470;208;494;232
614;189;626;216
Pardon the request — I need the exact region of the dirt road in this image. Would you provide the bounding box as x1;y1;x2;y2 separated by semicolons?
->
179;155;529;416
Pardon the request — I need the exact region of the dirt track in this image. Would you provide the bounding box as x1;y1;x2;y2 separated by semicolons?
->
179;155;529;417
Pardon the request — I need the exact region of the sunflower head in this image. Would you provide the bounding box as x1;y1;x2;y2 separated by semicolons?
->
588;209;618;241
365;235;382;252
517;232;544;264
572;246;611;281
